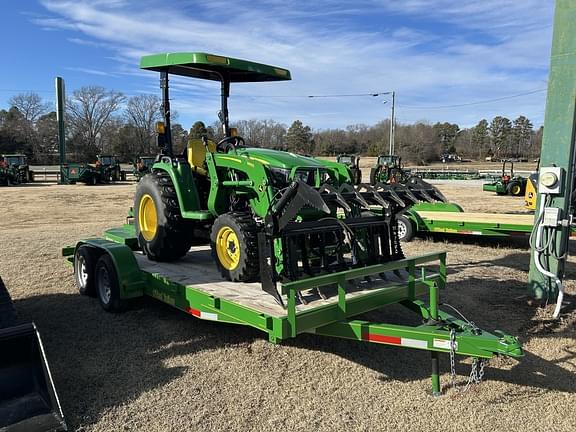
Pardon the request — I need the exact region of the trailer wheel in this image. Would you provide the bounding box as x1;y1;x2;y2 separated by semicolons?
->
507;181;523;196
135;172;193;261
397;215;415;242
95;254;125;312
210;212;259;282
74;246;97;296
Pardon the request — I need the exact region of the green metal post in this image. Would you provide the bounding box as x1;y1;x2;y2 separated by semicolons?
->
55;77;66;182
430;280;440;395
528;0;576;299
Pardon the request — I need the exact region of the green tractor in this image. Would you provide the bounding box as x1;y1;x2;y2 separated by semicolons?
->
369;154;411;185
133;156;156;181
482;160;527;196
2;154;33;183
61;154;123;185
134;52;445;304
336;154;362;185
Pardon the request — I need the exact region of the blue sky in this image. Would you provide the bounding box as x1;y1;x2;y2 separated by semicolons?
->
0;0;554;130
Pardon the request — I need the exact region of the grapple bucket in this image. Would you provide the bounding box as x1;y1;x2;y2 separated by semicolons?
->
260;178;446;304
0;323;67;432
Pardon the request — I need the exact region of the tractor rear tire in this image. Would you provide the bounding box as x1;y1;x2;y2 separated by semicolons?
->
210;212;259;282
135;172;194;262
507;181;523;196
74;246;97;296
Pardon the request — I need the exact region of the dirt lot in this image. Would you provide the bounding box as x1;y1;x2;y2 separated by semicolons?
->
1;180;574;432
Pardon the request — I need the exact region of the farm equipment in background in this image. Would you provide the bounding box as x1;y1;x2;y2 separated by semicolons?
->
60;154;124;185
0;276;67;431
369;154;411;185
2;154;34;183
132;156;156;181
482;160;527;196
0;157;18;186
336;154;362;184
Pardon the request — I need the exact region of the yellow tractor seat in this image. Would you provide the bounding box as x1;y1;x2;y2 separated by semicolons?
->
187;138;216;176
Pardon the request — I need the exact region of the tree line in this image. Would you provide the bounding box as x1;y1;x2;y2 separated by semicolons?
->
0;87;542;164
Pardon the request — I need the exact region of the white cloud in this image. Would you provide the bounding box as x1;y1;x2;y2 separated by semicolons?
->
36;0;554;128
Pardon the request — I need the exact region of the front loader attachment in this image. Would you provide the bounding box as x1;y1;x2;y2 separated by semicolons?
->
260;178;447;304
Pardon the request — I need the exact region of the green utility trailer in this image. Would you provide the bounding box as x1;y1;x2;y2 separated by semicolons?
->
336;154;362;185
132;156;156;181
482;160;527;196
63;224;522;395
396;202;570;242
2;154;34;183
60;155;124;185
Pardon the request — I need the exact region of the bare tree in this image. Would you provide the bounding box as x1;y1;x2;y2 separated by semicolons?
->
66;86;125;152
124;94;162;154
9;92;50;124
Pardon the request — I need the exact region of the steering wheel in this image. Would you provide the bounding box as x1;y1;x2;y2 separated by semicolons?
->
216;136;246;153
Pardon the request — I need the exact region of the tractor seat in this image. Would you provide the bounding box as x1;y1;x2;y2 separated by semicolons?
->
187;138;216;176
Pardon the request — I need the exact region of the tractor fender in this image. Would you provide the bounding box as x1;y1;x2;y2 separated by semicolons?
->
151;160;203;215
74;239;145;299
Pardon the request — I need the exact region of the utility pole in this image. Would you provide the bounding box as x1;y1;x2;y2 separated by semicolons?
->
55;77;66;183
388;91;396;155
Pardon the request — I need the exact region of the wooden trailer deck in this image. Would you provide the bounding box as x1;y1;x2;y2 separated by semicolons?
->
417;211;534;226
134;246;438;318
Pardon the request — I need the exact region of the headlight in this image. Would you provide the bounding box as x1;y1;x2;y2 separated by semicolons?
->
268;167;291;188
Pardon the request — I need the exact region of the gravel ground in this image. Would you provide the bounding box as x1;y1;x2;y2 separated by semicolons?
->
0;179;575;432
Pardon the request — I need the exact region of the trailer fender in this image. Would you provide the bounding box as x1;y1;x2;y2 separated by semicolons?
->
74;239;145;299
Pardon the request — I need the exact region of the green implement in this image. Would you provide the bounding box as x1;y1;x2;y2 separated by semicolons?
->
60;154;123;185
482;160;527;196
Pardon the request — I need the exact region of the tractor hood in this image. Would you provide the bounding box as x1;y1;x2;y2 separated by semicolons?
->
237;148;326;170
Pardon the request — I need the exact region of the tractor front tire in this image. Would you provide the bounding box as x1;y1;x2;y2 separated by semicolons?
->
135;172;194;262
210;213;259;282
370;168;377;185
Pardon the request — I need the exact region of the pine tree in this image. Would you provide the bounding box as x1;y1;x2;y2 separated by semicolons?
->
489;116;512;159
471;119;489;159
285;120;313;154
512;115;533;157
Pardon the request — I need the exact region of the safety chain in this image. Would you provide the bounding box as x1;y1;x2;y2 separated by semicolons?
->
449;328;486;395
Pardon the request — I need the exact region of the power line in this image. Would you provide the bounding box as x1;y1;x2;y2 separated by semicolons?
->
399;88;546;110
240;92;391;99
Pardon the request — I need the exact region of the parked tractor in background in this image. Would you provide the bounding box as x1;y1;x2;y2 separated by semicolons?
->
2;154;34;183
133;156;156;181
61;154;124;185
369;154;411;185
482;160;527;196
336;154;362;184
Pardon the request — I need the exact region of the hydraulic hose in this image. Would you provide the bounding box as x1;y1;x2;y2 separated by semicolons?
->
532;196;565;318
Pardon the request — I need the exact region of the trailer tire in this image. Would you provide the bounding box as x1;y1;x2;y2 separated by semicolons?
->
397;214;415;242
95;254;125;312
369;168;377;185
507;181;523;196
135;172;194;262
0;276;17;329
211;212;259;282
74;246;97;297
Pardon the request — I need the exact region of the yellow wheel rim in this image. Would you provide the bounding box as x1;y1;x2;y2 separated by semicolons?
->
138;194;157;241
215;226;240;270
511;185;521;195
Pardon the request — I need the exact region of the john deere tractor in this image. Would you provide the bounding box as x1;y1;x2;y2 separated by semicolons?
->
369;154;411;185
2;154;33;183
133;156;156;181
336;154;361;184
134;52;445;304
482;160;526;196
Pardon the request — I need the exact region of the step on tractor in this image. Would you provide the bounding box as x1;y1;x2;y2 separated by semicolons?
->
133;156;156;181
336;154;362;185
0;276;67;431
2;154;34;184
482;160;527;196
134;52;447;304
369;154;411;185
63;52;523;395
61;154;124;185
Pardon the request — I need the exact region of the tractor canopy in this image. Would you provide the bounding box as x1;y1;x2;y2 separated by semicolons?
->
140;52;291;82
3;154;27;166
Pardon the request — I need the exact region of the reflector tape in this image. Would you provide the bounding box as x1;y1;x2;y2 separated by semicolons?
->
186;308;218;321
364;334;428;349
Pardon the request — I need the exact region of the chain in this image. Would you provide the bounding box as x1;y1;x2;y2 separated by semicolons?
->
449;327;486;395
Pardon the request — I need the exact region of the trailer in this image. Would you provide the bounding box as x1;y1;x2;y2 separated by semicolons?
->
63;224;522;396
396;202;573;242
60;155;125;185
